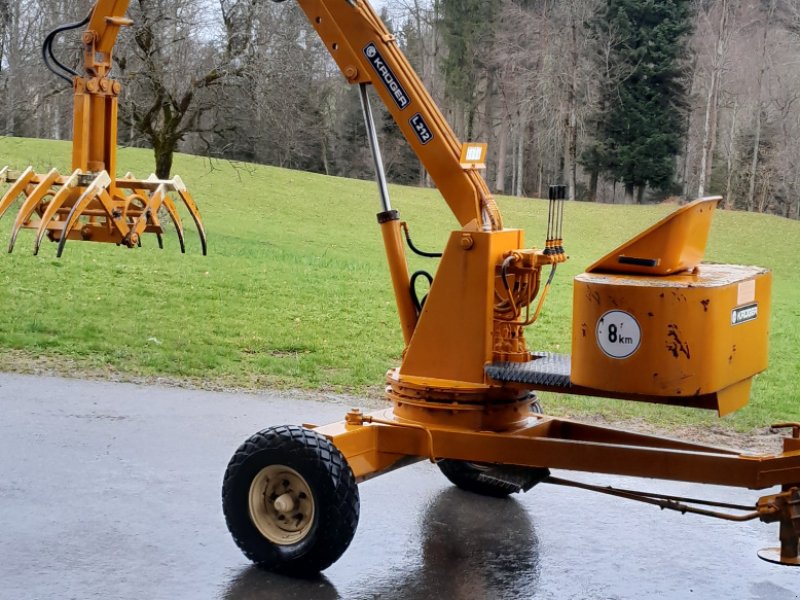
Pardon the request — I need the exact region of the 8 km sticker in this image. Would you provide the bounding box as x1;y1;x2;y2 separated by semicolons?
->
596;310;641;359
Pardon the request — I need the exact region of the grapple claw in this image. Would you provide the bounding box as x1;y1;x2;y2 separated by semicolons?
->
0;167;36;220
2;6;206;258
173;176;207;256
32;170;82;255
56;171;115;257
2;167;205;256
160;196;187;254
8;169;60;253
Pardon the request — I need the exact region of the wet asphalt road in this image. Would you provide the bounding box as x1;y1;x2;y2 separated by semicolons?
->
0;373;797;600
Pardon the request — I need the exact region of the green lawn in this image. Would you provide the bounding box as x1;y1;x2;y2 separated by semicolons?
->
0;136;798;431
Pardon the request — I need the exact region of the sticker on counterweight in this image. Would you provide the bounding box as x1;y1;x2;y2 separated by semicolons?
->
731;303;758;325
364;43;410;110
596;310;641;359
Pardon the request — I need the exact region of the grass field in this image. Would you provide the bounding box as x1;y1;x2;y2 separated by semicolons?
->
0;136;798;430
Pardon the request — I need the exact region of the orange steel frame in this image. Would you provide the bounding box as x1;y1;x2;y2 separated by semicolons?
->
0;0;206;256
288;0;800;565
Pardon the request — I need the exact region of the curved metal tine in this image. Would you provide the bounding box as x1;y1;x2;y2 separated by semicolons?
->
0;167;36;221
159;195;186;254
127;176;165;250
172;176;207;255
33;170;82;255
8;169;60;253
56;171;113;257
128;182;167;243
146;201;165;249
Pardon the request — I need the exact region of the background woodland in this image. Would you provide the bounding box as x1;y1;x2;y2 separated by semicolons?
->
2;0;799;217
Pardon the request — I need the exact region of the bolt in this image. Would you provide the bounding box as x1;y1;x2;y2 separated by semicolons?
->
460;234;474;250
345;408;363;425
344;66;359;81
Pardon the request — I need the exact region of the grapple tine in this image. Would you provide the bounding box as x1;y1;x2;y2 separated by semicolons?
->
56;171;113;258
160;195;187;254
173;176;207;256
8;169;60;253
128;183;167;245
0;167;36;221
145;197;165;249
33;170;82;255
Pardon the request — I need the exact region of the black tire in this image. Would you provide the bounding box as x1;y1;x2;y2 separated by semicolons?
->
437;460;550;498
222;425;360;575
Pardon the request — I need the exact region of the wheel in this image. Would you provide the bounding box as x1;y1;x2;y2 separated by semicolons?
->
222;425;360;574
437;460;550;498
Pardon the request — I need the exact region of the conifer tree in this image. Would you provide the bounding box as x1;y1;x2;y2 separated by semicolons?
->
583;0;693;202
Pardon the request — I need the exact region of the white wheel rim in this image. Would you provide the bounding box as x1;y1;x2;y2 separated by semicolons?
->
248;465;315;545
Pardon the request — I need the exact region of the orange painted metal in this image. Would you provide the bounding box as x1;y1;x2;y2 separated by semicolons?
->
571;265;771;415
401;229;526;386
379;215;418;345
294;0;502;232
587;197;721;275
0;0;206;256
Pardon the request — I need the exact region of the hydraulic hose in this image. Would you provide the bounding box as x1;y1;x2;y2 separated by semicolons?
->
42;10;92;85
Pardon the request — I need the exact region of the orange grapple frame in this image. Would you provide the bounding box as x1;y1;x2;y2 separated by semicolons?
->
0;0;206;256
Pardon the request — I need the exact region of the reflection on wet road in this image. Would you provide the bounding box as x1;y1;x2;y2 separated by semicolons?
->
0;374;796;599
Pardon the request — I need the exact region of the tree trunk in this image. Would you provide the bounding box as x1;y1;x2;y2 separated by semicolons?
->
495;119;507;194
624;183;635;204
566;4;579;201
589;169;599;202
154;142;174;179
514;122;524;197
698;0;729;197
724;101;738;209
747;0;775;211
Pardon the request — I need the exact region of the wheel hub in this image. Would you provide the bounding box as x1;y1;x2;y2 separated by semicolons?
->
248;465;315;545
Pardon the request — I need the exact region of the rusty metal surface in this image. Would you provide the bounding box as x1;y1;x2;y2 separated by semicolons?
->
0;373;796;599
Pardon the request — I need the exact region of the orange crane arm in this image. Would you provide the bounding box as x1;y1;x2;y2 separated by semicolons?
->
292;0;503;231
84;0;133;77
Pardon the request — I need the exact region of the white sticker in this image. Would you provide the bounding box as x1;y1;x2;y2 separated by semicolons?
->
596;310;642;359
737;279;756;305
465;145;483;161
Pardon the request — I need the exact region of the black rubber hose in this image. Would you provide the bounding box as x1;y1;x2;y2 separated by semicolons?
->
402;224;442;258
410;270;433;314
42;11;92;86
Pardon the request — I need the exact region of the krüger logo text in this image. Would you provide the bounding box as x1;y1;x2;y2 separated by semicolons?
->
364;43;410;110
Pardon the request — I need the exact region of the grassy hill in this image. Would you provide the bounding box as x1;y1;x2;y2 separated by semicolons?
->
0;136;798;430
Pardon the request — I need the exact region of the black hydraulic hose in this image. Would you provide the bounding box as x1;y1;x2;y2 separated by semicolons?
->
410;270;433;314
401;223;442;258
42;11;92;86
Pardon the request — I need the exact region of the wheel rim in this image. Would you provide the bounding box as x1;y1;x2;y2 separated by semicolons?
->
248;465;315;545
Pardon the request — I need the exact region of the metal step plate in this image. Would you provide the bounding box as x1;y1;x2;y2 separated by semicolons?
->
485;352;572;388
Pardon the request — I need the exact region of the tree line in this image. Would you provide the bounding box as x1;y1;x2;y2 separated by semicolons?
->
1;0;799;218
